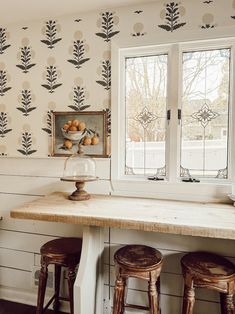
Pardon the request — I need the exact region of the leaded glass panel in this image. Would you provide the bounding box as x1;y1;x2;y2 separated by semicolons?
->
181;48;230;178
125;54;167;176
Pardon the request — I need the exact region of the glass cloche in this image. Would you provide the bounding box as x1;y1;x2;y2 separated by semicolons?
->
61;145;98;201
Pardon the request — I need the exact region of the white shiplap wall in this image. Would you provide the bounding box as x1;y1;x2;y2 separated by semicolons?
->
0;157;235;313
0;157;110;312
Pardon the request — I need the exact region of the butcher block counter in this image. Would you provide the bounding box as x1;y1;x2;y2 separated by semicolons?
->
10;191;235;240
10;192;235;314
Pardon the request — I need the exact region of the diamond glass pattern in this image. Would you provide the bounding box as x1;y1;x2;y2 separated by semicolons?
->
191;103;219;128
134;106;158;129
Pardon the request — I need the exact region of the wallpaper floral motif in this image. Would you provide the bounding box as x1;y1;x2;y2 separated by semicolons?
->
158;2;186;32
68;77;90;111
41;20;62;49
0;28;10;54
41;57;62;93
0;63;11;96
16;38;36;73
68;31;90;69
0;0;234;157
96;12;120;42
16;81;36;116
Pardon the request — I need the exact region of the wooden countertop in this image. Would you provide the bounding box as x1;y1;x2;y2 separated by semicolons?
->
10;192;235;240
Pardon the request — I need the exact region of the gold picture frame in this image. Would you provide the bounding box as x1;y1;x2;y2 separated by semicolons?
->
51;111;109;157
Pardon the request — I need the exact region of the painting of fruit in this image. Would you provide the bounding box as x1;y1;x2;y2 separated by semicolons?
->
52;111;108;157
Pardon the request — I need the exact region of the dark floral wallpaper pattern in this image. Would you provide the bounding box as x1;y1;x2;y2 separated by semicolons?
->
0;0;234;157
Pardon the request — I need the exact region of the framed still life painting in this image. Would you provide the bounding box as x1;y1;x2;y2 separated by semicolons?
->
51;111;109;157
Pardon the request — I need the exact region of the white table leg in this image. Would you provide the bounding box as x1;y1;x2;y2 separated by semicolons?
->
74;225;104;314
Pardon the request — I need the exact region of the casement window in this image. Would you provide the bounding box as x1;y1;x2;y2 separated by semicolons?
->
111;39;235;201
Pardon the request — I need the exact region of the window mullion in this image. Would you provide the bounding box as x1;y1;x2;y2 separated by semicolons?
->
230;44;235;186
166;44;181;182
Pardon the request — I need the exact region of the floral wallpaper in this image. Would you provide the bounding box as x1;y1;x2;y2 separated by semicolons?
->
0;0;234;157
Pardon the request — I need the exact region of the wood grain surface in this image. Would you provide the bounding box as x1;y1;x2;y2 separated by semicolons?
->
10;192;235;240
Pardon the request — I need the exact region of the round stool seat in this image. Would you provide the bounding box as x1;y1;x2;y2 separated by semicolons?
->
181;251;235;280
36;237;82;314
181;251;235;314
41;237;82;257
114;244;163;271
113;244;163;313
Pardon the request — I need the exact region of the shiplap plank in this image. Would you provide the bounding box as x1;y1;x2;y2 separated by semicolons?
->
104;244;235;274
0;248;34;271
110;229;235;257
105;286;221;314
0;267;31;290
0;230;57;253
104;265;220;303
0;176;110;196
0;194;40;214
0;216;83;237
34;253;41;267
0;157;110;179
0;176;63;195
0;193;83;236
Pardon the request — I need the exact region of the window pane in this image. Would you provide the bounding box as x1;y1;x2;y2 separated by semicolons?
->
181;48;230;178
125;54;167;176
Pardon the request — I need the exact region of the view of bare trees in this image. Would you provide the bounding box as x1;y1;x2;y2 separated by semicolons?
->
125;48;230;177
126;55;167;142
182;49;229;141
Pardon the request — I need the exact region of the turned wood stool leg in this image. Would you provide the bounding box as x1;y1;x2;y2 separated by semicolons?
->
53;265;61;313
67;265;77;314
220;293;235;314
156;277;161;314
113;273;126;314
36;258;48;314
148;272;159;314
182;283;195;314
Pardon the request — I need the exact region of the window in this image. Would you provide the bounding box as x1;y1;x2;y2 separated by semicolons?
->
125;54;167;176
181;49;230;179
111;39;235;201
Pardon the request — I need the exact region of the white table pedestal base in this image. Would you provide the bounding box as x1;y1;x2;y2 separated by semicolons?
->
74;226;104;314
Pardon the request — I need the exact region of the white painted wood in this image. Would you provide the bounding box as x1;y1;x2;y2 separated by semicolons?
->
167;44;181;181
0;248;34;271
74;226;104;314
104;243;235;276
0;175;110;196
0;286;37;306
0;157;110;180
104;264;221;303
0;266;31;289
0;216;83;237
0;194;42;214
0;229;57;252
230;44;235;185
111;179;231;203
106;285;221;314
111;37;235;202
109;229;235;256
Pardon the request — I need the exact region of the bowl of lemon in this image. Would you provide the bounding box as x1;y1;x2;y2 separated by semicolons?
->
61;119;86;141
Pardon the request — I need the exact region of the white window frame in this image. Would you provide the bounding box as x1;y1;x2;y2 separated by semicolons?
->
111;37;235;202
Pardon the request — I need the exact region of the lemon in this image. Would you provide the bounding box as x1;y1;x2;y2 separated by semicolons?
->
64;140;73;149
91;135;99;145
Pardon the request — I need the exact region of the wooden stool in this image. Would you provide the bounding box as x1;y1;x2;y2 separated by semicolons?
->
113;244;163;314
181;251;235;314
36;237;82;314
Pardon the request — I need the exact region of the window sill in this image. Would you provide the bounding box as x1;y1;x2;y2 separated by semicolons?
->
110;178;232;203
